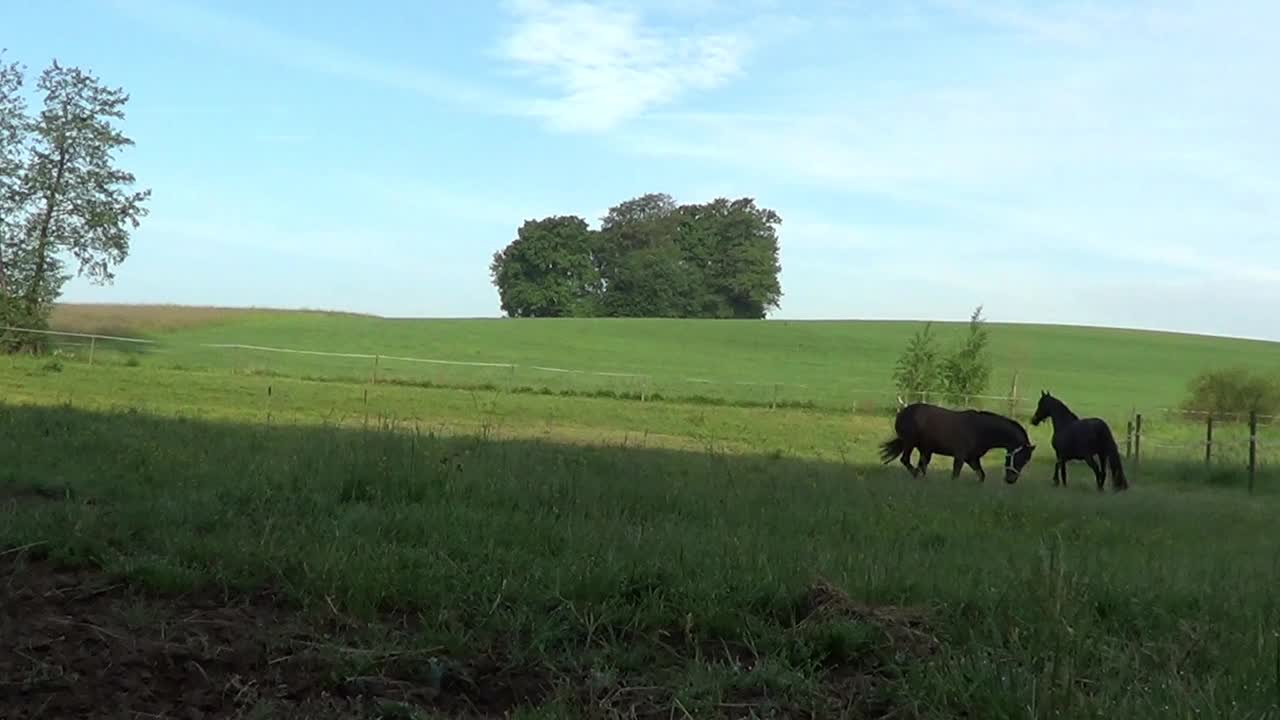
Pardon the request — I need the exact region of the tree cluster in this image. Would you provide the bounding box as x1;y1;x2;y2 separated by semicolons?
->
892;306;993;405
489;192;783;319
0;51;149;347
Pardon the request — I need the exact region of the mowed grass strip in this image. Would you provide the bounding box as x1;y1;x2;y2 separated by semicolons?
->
45;304;1280;416
1;402;1277;718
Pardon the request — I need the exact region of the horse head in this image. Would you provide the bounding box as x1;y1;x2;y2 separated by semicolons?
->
1030;390;1055;426
1003;443;1036;483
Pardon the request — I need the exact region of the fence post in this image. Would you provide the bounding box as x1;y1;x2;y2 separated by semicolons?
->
1007;370;1020;416
1125;420;1133;459
1205;414;1213;466
771;384;779;410
1248;410;1258;495
371;355;380;385
1133;414;1143;472
88;336;96;366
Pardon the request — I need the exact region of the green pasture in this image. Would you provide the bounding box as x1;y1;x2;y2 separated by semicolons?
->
42;304;1280;416
1;304;1275;716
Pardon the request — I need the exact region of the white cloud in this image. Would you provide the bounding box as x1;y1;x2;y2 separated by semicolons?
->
617;0;1280;297
498;0;750;131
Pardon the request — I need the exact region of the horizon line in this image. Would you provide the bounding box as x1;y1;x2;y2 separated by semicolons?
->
52;301;1280;345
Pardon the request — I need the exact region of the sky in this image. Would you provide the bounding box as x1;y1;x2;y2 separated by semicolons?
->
4;0;1278;340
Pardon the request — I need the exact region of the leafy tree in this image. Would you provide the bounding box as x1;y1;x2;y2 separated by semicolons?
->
0;58;150;343
600;243;695;317
940;305;992;405
892;322;940;403
669;197;782;319
595;192;679;295
0;51;28;313
489;215;601;318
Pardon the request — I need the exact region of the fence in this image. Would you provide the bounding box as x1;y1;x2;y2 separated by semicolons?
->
1;325;1273;491
1121;409;1268;493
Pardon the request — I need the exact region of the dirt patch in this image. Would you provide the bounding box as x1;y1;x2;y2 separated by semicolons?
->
0;552;550;719
797;577;939;657
0;553;937;719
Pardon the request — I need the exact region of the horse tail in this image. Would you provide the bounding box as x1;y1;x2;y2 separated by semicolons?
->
1100;423;1128;491
879;436;905;464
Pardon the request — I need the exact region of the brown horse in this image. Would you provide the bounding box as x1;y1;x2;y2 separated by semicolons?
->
879;402;1036;483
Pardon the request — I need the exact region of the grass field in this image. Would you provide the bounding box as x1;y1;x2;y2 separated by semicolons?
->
2;304;1278;717
43;303;1280;417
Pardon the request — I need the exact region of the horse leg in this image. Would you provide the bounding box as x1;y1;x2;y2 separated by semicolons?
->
966;457;986;482
918;451;932;478
1052;460;1061;486
951;457;964;480
1085;456;1105;491
1060;461;1069;486
899;445;917;476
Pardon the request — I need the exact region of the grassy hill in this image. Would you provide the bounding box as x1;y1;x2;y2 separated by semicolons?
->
0;304;1273;717
46;303;1280;417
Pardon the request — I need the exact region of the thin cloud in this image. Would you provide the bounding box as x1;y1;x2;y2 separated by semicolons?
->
104;0;518;113
498;0;750;131
617;0;1280;293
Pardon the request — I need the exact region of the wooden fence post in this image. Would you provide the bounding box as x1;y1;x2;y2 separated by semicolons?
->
371;355;380;385
1248;410;1258;495
1125;420;1133;459
1205;414;1213;466
1133;414;1143;471
88;336;96;366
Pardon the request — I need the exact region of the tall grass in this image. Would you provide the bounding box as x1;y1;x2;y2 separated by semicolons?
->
1;403;1277;717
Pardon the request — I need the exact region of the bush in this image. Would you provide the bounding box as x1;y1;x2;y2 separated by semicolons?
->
939;305;992;406
892;322;939;403
1182;367;1280;420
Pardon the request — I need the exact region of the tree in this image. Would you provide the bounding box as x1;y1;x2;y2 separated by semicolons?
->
0;51;28;306
595;192;679;296
892;322;940;403
939;305;992;405
0;58;150;340
600;243;695;317
669;197;783;319
489;215;601;318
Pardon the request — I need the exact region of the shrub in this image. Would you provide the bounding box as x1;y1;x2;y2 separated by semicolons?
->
892;322;939;403
939;305;992;406
1182;367;1280;420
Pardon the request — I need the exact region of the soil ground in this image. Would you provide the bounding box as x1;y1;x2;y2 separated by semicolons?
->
0;552;549;720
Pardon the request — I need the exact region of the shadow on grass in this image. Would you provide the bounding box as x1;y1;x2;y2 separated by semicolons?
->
1;402;1277;718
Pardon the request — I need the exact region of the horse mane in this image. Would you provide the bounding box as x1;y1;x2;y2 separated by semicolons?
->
1040;393;1078;420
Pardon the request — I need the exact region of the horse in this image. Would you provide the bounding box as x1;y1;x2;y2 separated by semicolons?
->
1029;390;1129;492
878;402;1036;483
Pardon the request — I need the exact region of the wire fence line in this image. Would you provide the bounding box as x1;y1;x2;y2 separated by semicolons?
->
1;324;1274;490
2;324;1275;417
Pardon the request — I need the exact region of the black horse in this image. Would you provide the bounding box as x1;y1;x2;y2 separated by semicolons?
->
879;402;1036;483
1029;391;1129;492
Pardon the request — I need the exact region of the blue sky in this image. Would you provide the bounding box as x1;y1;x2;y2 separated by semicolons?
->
5;0;1279;339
